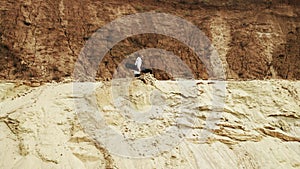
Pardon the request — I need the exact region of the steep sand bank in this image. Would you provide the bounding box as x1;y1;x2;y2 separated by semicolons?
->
0;79;299;168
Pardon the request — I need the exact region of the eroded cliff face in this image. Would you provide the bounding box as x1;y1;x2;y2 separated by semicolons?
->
0;0;300;84
0;1;300;169
0;79;299;168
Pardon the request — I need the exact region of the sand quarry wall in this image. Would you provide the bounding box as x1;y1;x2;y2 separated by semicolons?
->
0;0;300;84
0;1;300;169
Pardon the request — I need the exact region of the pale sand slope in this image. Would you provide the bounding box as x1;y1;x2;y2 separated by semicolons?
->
0;79;299;169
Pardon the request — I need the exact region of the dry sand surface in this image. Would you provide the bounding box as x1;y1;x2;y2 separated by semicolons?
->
0;79;299;169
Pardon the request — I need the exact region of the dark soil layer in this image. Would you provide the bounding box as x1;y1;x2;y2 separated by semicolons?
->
0;0;299;85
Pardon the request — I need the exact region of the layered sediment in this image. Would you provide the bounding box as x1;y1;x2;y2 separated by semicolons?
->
0;0;300;84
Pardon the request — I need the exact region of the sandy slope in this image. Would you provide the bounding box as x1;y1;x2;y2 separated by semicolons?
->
0;79;299;169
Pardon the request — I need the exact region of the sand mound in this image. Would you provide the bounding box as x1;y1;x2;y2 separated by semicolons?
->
0;79;299;168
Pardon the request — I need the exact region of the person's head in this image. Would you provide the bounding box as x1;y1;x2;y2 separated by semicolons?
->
140;55;144;58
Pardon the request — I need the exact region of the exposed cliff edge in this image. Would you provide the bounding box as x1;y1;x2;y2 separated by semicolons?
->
0;79;299;168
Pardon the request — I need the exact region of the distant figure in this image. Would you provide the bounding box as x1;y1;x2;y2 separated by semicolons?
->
134;55;143;77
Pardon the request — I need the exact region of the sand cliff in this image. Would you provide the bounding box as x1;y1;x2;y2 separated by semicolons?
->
1;0;300;83
1;1;300;168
